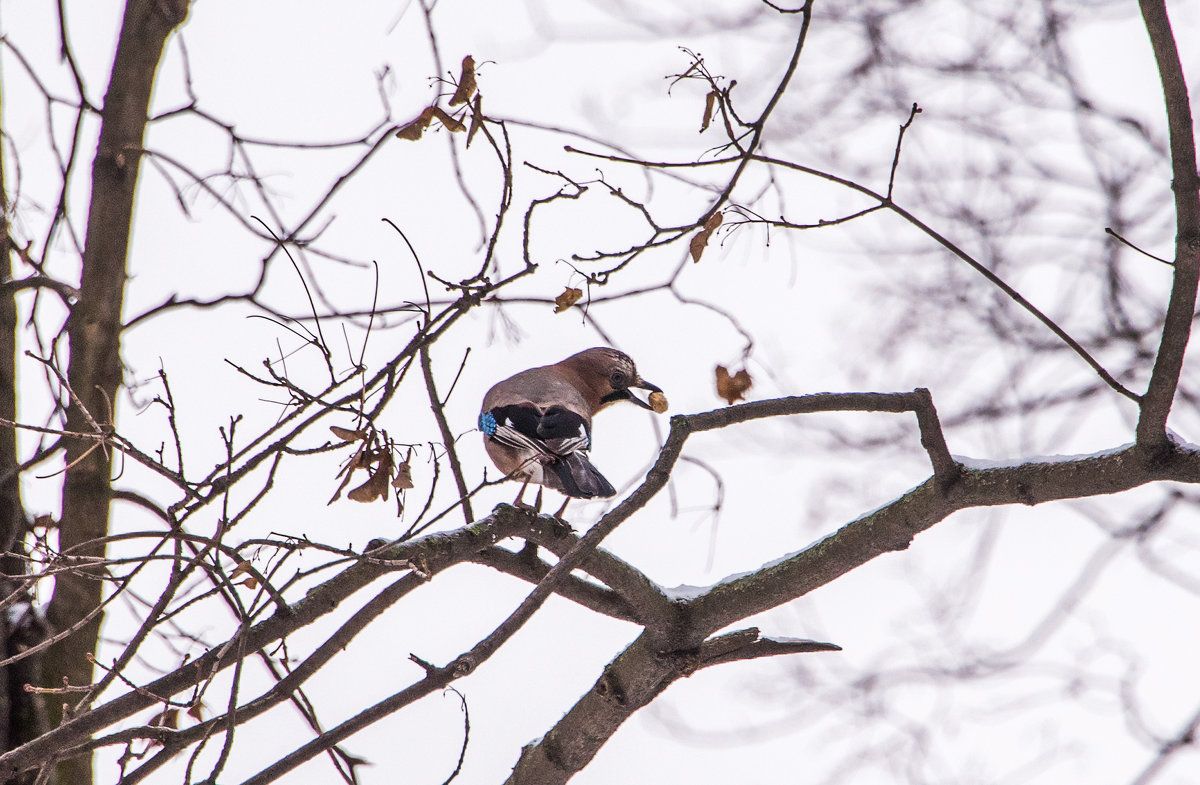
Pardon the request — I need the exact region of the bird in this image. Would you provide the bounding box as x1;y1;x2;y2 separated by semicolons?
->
479;347;664;517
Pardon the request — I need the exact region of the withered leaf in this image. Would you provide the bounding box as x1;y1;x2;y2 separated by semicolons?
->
330;438;383;504
152;708;179;729
450;55;477;106
348;450;395;503
378;450;395;485
347;469;389;503
230;560;258;590
466;93;484;148
553;287;583;313
392;454;414;490
186;701;205;721
715;365;752;405
689;211;724;262
701;90;718;133
345;444;372;472
396;106;437;141
431;106;465;133
396;122;424;141
330;425;367;442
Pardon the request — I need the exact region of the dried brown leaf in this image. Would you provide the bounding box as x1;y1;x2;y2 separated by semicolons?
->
348;450;395;503
689;212;724;262
392;456;414;490
347;468;389;503
431;106;465;133
330;438;386;504
701;90;717;133
467;93;484;148
553;287;583;313
715;365;752;405
377;450;395;482
230;561;258;589
345;445;372;472
396;106;437;141
330;425;367;442
450;55;477;106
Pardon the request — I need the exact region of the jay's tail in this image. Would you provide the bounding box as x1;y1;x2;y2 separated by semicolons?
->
552;452;617;498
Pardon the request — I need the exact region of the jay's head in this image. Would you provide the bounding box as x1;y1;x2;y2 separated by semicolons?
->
558;347;662;413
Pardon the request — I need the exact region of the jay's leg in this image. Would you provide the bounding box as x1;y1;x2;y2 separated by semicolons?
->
513;478;531;508
513;481;544;513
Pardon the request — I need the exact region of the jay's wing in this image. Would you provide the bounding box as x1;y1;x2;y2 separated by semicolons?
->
481;404;590;458
480;404;615;499
551;452;616;498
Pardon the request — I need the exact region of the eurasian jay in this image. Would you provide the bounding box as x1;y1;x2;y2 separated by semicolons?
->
479;347;663;514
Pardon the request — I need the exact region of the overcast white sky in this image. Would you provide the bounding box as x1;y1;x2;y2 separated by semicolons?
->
4;0;1200;783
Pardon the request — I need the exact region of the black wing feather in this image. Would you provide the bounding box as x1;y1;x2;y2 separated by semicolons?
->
484;404;614;498
550;452;617;498
487;405;590;454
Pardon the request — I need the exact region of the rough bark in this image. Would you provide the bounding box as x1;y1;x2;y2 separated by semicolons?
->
41;2;190;783
1135;0;1200;445
1;52;45;785
503;434;1200;785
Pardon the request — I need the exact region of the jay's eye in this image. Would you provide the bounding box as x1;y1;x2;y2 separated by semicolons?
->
609;370;626;388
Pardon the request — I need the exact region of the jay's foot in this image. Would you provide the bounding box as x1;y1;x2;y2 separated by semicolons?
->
548;501;575;534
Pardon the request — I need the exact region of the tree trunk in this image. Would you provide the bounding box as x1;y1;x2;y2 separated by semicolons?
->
1;50;46;785
42;2;190;783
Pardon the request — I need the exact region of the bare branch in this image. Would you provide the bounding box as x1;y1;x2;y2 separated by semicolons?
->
1135;0;1200;446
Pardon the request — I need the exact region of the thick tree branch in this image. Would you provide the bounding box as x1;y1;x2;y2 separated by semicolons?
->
45;5;190;784
507;410;1200;784
470;545;640;623
694;628;841;669
1135;0;1200;447
520;515;675;628
0;52;43;763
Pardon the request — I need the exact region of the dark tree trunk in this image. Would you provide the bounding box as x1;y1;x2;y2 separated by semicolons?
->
39;2;190;783
1;62;46;785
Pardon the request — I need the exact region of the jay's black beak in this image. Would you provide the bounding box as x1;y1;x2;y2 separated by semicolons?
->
604;379;662;410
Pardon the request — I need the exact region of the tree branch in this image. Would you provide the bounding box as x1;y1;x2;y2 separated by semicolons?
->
1135;0;1200;447
47;6;191;784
